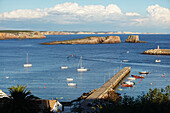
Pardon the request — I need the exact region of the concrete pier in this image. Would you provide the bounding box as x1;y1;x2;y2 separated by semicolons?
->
81;67;131;112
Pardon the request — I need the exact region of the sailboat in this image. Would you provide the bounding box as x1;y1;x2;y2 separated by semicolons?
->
77;56;88;72
24;53;32;67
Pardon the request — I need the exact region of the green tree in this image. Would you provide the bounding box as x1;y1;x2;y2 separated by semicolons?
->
1;84;39;113
96;86;170;113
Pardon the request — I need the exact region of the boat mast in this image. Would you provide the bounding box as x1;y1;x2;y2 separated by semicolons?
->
27;53;28;64
80;56;82;68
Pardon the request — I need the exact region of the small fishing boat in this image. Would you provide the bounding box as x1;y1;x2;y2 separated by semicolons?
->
24;53;32;67
122;84;133;87
139;71;149;74
77;56;88;72
122;60;128;62
67;83;77;86
66;78;73;81
155;59;161;63
162;73;166;77
123;81;135;85
127;77;136;80
117;88;123;91
131;75;145;79
61;66;68;69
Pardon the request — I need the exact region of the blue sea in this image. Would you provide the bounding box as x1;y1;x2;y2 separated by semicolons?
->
0;34;170;102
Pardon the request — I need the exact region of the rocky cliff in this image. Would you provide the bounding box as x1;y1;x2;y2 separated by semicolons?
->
142;49;170;55
42;36;121;45
0;32;46;40
125;35;146;43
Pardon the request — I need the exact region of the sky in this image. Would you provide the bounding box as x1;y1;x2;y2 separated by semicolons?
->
0;0;170;33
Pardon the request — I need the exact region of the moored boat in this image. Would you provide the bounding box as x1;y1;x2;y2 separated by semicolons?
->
24;53;32;67
68;83;77;86
127;77;136;80
61;66;68;69
155;59;161;63
123;81;135;85
122;84;133;87
131;75;145;79
77;56;88;72
122;60;128;62
66;78;73;81
139;71;149;74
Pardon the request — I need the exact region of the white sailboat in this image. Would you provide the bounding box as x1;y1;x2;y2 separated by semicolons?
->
77;56;88;72
24;53;32;67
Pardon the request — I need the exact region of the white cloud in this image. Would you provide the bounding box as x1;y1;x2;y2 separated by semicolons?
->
0;9;48;19
147;4;170;25
125;12;140;16
0;3;169;32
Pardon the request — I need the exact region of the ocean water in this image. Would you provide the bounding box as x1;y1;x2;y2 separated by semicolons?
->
0;34;170;102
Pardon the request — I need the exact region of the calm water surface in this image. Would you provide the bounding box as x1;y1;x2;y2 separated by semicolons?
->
0;34;170;101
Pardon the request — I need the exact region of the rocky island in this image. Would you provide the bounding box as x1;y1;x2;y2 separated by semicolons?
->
42;36;121;45
125;35;146;43
0;31;46;40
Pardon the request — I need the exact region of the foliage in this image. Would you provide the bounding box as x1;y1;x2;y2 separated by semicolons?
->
0;84;39;113
94;86;170;113
0;30;32;33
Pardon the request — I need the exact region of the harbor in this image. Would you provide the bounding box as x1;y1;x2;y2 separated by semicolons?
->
80;67;131;112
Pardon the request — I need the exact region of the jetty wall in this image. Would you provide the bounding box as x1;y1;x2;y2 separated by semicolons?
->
81;67;131;112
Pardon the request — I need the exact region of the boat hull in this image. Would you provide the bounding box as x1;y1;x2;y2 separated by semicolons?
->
24;64;32;67
77;68;87;72
67;83;77;86
66;78;73;81
131;75;145;79
139;72;149;74
61;66;68;69
122;84;133;87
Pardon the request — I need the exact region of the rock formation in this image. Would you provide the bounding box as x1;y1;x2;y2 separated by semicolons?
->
125;35;146;43
0;32;46;40
142;49;170;55
42;36;121;45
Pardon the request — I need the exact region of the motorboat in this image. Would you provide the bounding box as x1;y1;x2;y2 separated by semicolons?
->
67;83;77;86
122;60;128;62
155;59;161;62
122;84;133;87
61;66;68;69
66;78;73;81
131;75;145;79
24;53;32;67
162;73;166;77
139;71;149;74
123;81;135;85
127;77;136;80
77;56;88;72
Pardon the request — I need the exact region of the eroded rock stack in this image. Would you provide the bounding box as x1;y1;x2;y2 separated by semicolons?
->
125;35;146;43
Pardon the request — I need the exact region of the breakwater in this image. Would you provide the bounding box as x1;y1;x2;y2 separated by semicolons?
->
142;49;170;55
81;67;131;112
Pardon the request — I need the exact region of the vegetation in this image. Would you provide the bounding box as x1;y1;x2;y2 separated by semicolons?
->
93;86;170;113
0;84;39;113
0;30;32;33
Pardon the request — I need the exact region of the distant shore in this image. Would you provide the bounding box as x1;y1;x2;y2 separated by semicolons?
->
0;30;168;40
